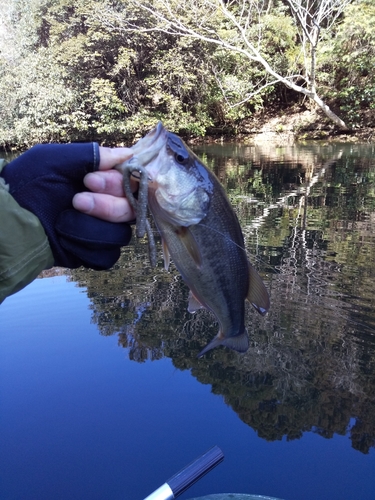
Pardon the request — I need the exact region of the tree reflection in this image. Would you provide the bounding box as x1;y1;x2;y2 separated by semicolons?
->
70;142;375;454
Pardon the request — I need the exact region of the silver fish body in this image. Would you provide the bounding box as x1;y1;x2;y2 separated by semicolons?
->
121;123;270;357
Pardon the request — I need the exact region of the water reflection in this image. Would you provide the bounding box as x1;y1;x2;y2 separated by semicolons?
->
69;141;375;454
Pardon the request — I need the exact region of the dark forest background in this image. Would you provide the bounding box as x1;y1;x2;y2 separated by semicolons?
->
0;0;374;148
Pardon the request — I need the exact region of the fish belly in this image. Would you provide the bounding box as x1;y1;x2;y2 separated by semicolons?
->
152;210;249;340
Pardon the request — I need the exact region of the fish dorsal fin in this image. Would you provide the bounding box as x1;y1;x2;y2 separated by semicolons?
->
247;263;270;315
187;290;205;313
175;226;202;268
197;329;249;358
162;238;170;271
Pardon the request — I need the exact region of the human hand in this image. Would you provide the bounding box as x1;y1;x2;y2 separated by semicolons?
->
1;143;135;270
73;146;136;223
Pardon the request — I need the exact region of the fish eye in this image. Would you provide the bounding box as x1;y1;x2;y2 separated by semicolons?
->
175;153;186;164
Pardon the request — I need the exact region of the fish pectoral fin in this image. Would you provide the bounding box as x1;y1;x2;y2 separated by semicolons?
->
187;291;205;313
247;263;270;315
197;330;249;358
162;238;170;271
175;226;202;268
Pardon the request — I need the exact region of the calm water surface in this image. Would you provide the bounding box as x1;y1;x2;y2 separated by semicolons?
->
1;141;375;499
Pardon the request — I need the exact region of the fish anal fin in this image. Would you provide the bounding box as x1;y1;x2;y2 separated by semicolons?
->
162;238;170;271
187;291;205;314
247;263;270;315
175;226;202;268
197;330;249;358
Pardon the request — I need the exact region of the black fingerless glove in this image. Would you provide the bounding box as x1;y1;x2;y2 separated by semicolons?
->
1;143;132;270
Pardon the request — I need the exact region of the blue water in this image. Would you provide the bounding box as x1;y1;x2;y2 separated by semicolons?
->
1;276;374;500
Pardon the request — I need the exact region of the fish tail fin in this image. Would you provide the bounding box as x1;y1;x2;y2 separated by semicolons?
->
197;329;249;358
222;330;249;353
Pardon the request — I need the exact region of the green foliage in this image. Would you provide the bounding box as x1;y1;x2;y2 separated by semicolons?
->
0;0;223;144
0;0;374;146
324;0;375;126
0;48;83;146
260;13;298;75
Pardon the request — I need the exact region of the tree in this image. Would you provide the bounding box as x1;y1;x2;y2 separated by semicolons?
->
0;0;224;145
328;0;375;126
286;0;352;126
96;0;352;129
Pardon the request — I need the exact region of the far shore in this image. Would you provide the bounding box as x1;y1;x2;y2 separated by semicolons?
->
1;107;374;153
188;107;375;146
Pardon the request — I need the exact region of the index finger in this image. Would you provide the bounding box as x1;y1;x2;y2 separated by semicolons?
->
98;146;133;171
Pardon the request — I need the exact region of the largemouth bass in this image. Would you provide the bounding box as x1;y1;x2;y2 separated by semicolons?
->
118;122;270;357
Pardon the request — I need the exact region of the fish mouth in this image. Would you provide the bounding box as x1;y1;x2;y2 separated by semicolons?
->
131;121;166;159
117;122;167;177
147;121;164;142
119;121;167;177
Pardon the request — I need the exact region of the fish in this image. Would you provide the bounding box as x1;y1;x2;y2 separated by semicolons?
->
118;122;270;357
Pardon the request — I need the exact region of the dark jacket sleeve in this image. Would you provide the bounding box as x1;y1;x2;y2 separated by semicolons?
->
0;159;54;303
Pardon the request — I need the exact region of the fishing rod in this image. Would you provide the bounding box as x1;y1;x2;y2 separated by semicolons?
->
143;445;224;500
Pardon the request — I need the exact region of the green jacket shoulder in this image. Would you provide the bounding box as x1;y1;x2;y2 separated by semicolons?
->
0;159;54;302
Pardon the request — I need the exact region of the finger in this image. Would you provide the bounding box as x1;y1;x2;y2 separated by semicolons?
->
84;170;125;197
72;192;135;223
84;170;139;197
98;146;134;170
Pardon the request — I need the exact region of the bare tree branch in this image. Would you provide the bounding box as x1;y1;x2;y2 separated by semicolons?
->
94;0;352;129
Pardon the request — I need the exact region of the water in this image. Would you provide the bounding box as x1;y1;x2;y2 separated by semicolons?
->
1;142;375;499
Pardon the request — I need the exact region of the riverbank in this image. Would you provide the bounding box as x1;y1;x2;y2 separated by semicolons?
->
1;105;374;153
190;105;375;146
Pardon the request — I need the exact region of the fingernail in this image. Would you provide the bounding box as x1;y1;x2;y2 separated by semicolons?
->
73;193;95;213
